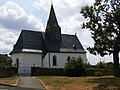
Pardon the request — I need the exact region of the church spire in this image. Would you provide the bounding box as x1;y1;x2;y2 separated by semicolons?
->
45;3;61;41
47;3;58;26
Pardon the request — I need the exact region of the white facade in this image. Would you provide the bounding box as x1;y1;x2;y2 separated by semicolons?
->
11;53;42;75
11;52;86;68
11;53;42;67
43;52;86;68
11;51;86;75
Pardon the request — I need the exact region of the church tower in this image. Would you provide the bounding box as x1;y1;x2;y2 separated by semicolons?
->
45;4;61;41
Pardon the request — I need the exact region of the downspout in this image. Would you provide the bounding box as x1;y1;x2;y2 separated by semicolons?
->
49;53;51;68
41;55;43;68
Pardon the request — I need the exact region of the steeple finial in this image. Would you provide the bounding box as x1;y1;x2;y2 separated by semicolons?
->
51;0;53;5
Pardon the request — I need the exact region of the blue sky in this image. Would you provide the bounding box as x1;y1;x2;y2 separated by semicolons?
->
0;0;113;64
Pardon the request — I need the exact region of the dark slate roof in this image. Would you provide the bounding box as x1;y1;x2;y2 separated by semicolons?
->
45;34;85;52
10;30;86;54
10;30;46;54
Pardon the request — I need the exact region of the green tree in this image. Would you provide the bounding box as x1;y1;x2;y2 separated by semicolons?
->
0;54;12;67
80;0;120;77
64;56;85;76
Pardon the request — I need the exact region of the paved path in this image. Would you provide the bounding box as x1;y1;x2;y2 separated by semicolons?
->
17;76;45;90
0;76;45;90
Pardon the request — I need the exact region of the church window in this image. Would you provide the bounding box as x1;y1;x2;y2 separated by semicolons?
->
53;55;57;66
66;56;71;62
73;45;77;50
16;58;19;68
33;63;35;67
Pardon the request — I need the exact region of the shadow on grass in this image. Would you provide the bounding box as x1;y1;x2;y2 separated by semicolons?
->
87;76;120;90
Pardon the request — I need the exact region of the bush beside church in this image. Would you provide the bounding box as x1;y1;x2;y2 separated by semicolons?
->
0;67;18;78
64;56;86;76
0;54;18;77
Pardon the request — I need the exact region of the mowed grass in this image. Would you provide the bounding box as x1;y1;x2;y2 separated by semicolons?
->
0;76;18;85
39;76;120;90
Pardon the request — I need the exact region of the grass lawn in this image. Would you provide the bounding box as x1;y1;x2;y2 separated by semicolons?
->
38;76;120;90
0;76;18;86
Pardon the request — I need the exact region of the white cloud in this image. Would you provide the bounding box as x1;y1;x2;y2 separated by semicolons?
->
0;1;44;31
0;28;17;54
0;1;44;54
33;0;50;10
34;0;94;18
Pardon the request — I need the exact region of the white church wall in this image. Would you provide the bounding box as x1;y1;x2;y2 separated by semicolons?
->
11;53;42;75
11;53;23;66
11;53;42;67
11;52;86;69
48;52;86;68
50;53;66;68
43;53;50;68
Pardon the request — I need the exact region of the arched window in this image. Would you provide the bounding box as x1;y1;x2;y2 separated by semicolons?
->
66;56;71;62
16;58;19;68
53;55;57;66
73;45;77;50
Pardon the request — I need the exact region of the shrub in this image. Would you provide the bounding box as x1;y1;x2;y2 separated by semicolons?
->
84;62;91;68
0;67;18;78
0;54;12;67
64;56;86;77
96;61;106;68
94;71;103;76
105;62;114;69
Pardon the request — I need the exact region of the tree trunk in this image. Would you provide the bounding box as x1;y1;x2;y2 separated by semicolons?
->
113;51;120;77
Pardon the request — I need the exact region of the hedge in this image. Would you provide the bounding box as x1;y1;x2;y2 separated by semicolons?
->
31;67;114;76
86;68;114;76
31;67;64;76
0;67;18;78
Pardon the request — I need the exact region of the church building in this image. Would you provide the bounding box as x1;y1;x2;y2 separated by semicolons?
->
10;4;86;75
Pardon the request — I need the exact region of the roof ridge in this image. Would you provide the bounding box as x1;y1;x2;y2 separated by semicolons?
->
22;29;45;33
61;33;76;36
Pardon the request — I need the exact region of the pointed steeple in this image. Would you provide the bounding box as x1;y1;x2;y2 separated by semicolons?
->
47;4;58;26
45;3;61;41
